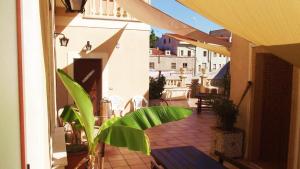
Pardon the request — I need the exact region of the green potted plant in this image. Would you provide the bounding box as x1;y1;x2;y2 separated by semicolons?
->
149;74;166;100
60;105;89;169
60;105;83;145
57;69;192;169
211;97;243;158
212;98;238;131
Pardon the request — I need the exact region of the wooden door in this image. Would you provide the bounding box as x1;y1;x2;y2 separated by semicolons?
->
74;59;102;116
258;54;293;169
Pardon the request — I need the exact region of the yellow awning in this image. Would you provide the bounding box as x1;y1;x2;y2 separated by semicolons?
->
176;0;300;46
117;0;230;47
167;34;231;57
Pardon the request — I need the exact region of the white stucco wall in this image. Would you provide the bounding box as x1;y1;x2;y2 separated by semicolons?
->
55;11;150;113
0;1;21;169
22;0;51;169
149;55;196;72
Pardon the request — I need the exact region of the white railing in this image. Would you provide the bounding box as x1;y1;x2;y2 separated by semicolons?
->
165;79;182;88
84;0;149;21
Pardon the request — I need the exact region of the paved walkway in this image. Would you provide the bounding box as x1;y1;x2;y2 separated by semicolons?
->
103;99;218;169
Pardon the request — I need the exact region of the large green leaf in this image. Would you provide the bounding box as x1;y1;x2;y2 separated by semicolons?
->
96;106;192;155
57;69;95;152
99;125;150;155
113;106;192;130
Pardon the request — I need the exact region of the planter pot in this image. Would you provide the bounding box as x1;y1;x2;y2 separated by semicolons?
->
70;0;83;11
66;144;88;169
211;127;244;158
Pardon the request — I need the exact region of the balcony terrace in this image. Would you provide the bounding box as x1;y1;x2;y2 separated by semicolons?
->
83;0;149;21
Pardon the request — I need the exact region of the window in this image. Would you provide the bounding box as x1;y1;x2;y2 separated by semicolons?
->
171;63;176;69
198;65;201;71
202;63;207;69
163;39;166;44
169;38;171;43
183;63;188;68
180;50;184;56
203;51;207;57
187;50;191;57
219;64;222;68
149;62;155;69
213;64;217;70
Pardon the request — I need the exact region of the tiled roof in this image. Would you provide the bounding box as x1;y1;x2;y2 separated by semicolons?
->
150;48;165;56
209;29;231;42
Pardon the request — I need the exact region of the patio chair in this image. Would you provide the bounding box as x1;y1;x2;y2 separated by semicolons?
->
108;95;124;117
132;95;148;111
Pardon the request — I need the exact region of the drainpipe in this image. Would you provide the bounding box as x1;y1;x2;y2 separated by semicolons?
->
208;50;211;72
193;56;196;76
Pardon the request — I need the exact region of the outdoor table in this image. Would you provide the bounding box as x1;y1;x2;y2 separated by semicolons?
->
151;146;226;169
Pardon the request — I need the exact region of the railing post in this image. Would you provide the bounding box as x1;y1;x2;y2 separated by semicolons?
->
113;0;117;17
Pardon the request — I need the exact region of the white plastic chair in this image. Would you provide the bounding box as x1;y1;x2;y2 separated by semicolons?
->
132;96;149;111
108;95;124;117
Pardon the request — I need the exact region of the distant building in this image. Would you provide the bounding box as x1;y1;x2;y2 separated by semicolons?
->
156;31;230;75
149;48;196;75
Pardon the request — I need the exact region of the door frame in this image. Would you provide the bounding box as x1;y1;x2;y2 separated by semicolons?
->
248;50;296;169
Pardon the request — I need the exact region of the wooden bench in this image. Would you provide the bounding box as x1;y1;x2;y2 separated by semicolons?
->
151;146;226;169
196;93;225;114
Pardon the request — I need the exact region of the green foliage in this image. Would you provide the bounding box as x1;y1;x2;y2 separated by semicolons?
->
149;75;166;99
60;105;82;129
57;69;192;157
212;98;238;131
150;29;159;48
60;105;83;145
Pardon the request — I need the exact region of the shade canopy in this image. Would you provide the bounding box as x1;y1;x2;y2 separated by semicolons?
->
117;0;230;47
207;62;230;80
176;0;300;46
167;34;231;57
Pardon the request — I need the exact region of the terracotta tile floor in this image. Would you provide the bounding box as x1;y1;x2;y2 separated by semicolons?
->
103;99;219;169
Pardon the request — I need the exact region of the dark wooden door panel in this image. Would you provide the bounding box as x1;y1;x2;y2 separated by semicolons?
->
74;59;102;116
259;54;292;169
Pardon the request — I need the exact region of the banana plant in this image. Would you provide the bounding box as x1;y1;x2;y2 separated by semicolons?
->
57;69;192;169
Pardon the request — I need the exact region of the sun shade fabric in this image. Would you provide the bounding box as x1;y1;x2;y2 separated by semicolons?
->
167;34;231;57
176;0;300;46
117;0;230;47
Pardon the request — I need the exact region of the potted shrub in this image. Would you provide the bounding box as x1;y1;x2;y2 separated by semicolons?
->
60;105;88;169
212;98;238;131
149;74;166;100
211;97;243;158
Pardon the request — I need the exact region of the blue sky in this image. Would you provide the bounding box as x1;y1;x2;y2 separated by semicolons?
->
151;0;223;37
